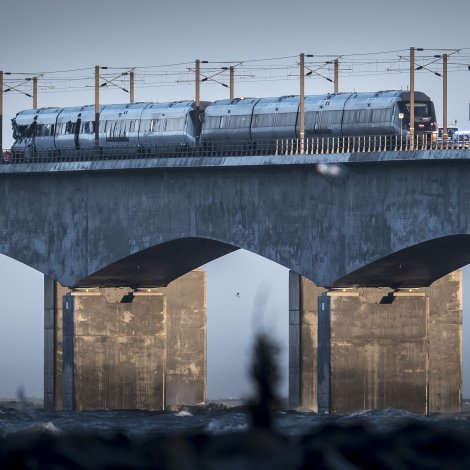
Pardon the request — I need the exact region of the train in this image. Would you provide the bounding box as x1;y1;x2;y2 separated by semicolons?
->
10;90;437;160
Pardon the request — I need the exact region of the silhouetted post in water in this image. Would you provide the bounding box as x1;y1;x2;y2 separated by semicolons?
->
95;65;100;150
130;69;135;104
249;333;281;429
410;47;415;149
33;76;37;109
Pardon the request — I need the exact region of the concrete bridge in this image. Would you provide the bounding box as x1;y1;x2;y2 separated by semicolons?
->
0;149;470;289
0;148;467;413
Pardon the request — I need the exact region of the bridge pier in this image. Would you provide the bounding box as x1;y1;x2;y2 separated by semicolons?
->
44;271;206;411
289;271;462;414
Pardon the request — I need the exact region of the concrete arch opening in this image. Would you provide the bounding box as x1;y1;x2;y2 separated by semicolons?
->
74;239;292;403
76;237;239;288
202;250;289;401
334;235;470;288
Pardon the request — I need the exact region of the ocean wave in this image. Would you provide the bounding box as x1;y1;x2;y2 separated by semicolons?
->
27;422;62;434
174;410;193;417
205;419;248;434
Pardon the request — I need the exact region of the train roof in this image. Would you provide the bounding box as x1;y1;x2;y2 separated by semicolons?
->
15;107;62;126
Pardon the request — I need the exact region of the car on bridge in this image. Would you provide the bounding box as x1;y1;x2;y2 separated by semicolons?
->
452;130;470;148
438;125;458;144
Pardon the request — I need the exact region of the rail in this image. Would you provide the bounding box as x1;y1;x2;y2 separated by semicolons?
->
1;134;469;164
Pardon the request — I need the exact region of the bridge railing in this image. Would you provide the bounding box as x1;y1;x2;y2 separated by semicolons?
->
1;134;469;164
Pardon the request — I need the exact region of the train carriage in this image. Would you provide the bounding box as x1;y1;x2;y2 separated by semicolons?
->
55;105;97;158
10;89;437;161
201;98;258;141
99;103;146;157
137;101;203;155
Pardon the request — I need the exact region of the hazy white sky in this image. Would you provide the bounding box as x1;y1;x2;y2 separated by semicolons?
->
0;0;469;399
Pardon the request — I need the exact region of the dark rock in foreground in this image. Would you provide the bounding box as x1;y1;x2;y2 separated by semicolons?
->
1;419;470;469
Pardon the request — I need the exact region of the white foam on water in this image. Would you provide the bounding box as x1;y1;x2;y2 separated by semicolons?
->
28;422;62;434
205;419;248;434
175;410;193;417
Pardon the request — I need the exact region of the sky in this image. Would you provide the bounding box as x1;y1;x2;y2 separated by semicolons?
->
0;0;470;400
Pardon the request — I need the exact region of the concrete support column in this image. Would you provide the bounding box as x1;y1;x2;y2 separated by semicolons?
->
45;271;207;411
43;276;55;411
157;270;207;409
289;274;325;411
317;293;331;413
44;277;68;411
288;271;301;408
427;271;462;412
289;271;462;415
63;288;167;411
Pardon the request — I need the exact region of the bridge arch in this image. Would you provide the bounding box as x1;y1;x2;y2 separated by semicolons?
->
76;237;239;288
334;235;470;288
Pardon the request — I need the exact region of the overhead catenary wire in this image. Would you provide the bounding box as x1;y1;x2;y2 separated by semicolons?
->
2;48;469;97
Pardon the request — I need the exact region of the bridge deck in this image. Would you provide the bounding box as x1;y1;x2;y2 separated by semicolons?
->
1;149;470;174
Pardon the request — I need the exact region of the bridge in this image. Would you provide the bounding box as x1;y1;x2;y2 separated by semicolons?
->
1;144;470;288
0;143;467;413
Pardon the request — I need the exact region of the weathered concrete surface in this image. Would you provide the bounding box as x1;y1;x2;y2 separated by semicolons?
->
49;271;206;411
44;277;68;410
427;271;462;412
1;150;470;288
156;270;207;410
63;289;167;411
329;291;428;414
288;272;324;410
289;272;462;414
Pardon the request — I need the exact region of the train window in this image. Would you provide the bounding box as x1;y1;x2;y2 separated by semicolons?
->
42;124;53;136
129;120;139;133
204;116;222;130
370;108;392;123
81;121;95;134
65;121;76;134
343;109;371;124
343;110;354;124
139;119;152;133
359;109;371;123
400;102;430;118
165;117;185;132
252;113;275;128
275;113;297;127
155;119;165;132
317;110;342;129
226;115;250;129
305;112;318;129
414;103;430;118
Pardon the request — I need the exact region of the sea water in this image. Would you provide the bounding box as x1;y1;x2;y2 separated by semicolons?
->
1;400;470;439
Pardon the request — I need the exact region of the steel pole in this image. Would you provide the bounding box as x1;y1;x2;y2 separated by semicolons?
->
334;59;339;93
33;76;38;109
130;70;135;104
300;53;305;154
95;65;100;149
0;71;3;152
230;65;234;99
443;54;448;146
195;59;200;112
410;47;415;149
